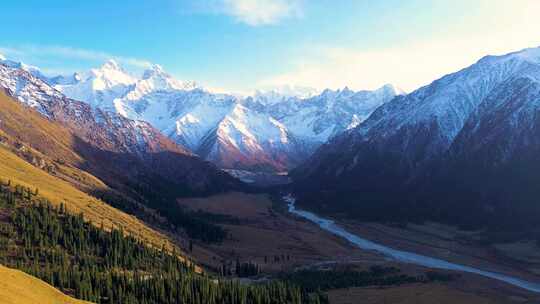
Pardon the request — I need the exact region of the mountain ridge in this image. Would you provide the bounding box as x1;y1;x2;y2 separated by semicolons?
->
43;60;401;172
291;46;540;233
0;61;240;193
0;61;244;244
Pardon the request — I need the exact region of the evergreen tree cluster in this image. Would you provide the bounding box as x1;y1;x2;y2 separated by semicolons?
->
235;259;260;278
0;179;328;304
280;265;453;293
97;179;230;244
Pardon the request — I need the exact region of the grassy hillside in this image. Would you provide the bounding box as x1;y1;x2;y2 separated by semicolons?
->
0;90;84;164
0;264;89;304
0;145;177;252
0;181;326;304
0;89;237;244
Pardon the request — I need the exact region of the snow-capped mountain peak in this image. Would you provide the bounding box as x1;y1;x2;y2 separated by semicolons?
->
377;83;406;96
0;56;49;81
89;59;136;86
340;86;352;93
48;72;82;86
50;60;137;112
139;64;198;92
255;84;319;99
101;59;122;71
1;53;400;173
509;46;540;64
142;64;165;79
251;85;320;106
50;60;399;172
356;46;540;148
292;46;540;234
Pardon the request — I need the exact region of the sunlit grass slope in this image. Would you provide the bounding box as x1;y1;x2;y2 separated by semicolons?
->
0;264;90;304
0;145;176;251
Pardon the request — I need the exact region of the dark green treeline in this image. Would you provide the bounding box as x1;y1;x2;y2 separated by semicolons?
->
0;180;327;304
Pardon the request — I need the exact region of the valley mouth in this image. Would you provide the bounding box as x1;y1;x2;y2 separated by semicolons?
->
176;190;540;303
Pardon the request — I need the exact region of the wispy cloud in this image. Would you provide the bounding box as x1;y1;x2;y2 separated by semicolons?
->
0;45;152;70
260;0;540;92
190;0;303;26
223;0;303;26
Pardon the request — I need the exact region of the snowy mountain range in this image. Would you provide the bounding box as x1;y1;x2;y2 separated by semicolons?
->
0;59;240;195
4;45;540;230
0;61;169;156
40;60;402;172
292;46;540;230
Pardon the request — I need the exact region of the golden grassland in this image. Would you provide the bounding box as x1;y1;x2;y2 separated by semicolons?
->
0;145;177;252
0;264;90;304
0;91;83;165
0;91;204;270
0;90;178;250
0;92;112;194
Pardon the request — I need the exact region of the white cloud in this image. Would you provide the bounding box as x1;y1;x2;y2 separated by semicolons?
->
0;45;152;69
260;0;540;92
222;0;303;26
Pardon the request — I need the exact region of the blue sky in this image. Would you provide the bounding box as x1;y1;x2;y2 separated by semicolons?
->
1;0;539;93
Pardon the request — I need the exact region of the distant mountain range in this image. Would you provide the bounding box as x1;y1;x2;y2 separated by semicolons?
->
0;60;241;211
292;47;540;233
5;46;540;236
33;60;401;172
